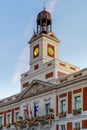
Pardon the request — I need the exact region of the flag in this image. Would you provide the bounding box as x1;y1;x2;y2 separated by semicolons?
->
34;103;38;118
26;104;29;118
30;106;33;118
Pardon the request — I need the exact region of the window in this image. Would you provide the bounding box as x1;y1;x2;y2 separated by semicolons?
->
61;125;65;130
24;109;26;119
75;122;80;130
75;96;81;110
61;100;66;113
15;112;19;122
0;117;2;125
46;103;50;115
7;114;11;123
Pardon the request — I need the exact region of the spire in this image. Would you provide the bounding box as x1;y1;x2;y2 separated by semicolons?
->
44;0;46;11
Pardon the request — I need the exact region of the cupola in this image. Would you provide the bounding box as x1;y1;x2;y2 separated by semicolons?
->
37;9;52;34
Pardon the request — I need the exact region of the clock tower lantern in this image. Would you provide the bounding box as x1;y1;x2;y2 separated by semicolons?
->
29;9;60;71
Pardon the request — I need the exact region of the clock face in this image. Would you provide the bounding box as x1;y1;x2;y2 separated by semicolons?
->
33;44;39;58
47;44;54;57
34;47;39;56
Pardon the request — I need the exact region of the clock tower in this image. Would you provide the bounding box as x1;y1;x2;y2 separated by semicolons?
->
29;9;60;71
21;9;79;91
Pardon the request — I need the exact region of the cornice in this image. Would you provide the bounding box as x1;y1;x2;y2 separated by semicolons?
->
56;74;87;90
29;33;60;44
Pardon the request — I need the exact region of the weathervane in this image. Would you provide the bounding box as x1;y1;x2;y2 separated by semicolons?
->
44;0;46;10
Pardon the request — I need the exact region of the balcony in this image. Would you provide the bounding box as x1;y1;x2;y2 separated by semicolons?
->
59;111;66;118
18;116;23;120
73;128;80;130
6;123;10;128
0;125;3;129
73;108;81;115
14;114;54;128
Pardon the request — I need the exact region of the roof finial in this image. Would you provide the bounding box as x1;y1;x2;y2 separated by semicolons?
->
44;0;46;11
33;28;35;34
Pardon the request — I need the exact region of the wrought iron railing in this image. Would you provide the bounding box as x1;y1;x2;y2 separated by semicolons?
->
0;125;3;129
73;128;80;130
14;114;54;128
6;123;10;128
59;111;66;118
73;108;81;115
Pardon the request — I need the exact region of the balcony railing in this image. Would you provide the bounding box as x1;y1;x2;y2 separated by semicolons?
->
18;116;23;120
73;128;80;130
59;111;66;118
73;108;81;115
6;123;10;128
0;125;3;129
14;114;54;127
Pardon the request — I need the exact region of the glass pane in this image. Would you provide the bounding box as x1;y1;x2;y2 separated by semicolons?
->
77;122;80;128
0;117;2;125
15;112;19;121
8;114;10;123
24;110;26;119
61;100;66;113
61;125;65;130
75;122;80;129
75;96;81;110
46;103;50;115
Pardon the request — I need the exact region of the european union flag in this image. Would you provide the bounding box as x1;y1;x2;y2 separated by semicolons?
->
34;103;38;117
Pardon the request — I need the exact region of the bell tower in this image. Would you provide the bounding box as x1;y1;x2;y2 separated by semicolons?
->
29;9;60;72
21;9;80;91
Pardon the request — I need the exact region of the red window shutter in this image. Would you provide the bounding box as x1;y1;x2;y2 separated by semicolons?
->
56;125;59;130
56;95;58;116
67;122;72;130
4;111;6;127
12;109;14;125
68;92;72;114
83;87;87;111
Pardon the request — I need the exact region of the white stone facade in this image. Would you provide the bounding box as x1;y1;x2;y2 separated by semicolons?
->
0;8;87;130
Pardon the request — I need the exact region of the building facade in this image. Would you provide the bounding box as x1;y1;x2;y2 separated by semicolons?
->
0;9;87;130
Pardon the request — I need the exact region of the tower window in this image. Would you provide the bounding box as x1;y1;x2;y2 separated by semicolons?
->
34;64;39;70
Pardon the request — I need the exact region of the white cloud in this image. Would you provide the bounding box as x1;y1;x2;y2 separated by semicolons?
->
12;47;29;85
11;72;21;85
47;0;58;14
12;16;34;86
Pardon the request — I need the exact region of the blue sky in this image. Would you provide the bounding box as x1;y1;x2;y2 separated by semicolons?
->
0;0;87;99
